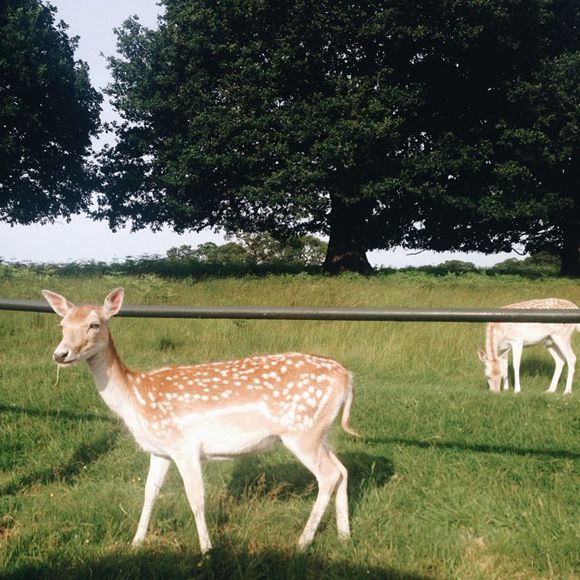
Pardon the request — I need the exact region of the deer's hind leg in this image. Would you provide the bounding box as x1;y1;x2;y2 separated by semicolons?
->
550;334;576;395
546;344;566;393
281;433;346;549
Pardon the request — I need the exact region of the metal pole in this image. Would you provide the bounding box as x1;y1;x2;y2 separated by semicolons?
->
1;299;579;323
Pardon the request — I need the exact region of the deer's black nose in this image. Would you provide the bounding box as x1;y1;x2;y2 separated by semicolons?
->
53;350;69;363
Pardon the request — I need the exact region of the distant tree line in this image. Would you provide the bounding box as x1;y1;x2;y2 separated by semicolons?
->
163;239;562;275
166;233;327;267
1;0;578;275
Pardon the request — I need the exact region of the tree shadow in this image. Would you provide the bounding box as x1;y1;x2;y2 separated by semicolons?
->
0;429;121;496
364;436;580;461
0;402;114;424
2;544;429;580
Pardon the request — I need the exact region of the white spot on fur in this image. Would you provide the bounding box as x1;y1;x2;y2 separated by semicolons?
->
133;387;146;406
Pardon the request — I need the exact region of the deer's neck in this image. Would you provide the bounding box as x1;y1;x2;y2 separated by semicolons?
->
486;323;500;361
87;336;134;419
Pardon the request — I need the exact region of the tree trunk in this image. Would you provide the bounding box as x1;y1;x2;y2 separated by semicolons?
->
560;222;579;276
323;197;374;274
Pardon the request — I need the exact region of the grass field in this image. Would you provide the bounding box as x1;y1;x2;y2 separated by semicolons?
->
0;270;579;579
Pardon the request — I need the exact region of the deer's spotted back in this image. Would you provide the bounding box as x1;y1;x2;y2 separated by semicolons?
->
127;352;349;436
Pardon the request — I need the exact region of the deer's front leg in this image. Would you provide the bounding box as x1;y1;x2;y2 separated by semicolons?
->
133;454;171;545
501;374;510;391
511;343;524;393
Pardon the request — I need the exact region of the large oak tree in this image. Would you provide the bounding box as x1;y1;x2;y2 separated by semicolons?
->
100;0;578;274
99;0;420;273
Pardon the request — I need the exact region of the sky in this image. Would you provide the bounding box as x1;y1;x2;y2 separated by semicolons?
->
0;0;519;268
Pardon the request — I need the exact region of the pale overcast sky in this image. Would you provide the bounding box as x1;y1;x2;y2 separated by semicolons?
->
0;0;518;267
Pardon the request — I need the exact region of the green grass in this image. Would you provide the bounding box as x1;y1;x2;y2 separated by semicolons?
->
0;271;579;579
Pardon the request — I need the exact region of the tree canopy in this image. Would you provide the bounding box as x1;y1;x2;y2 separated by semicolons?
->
507;51;580;275
100;0;579;274
401;0;579;274
100;0;415;273
0;0;102;225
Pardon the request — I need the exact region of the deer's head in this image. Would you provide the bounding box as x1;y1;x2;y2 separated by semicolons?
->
43;288;124;366
477;348;508;393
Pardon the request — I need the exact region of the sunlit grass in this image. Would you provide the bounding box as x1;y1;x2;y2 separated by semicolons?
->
0;271;579;578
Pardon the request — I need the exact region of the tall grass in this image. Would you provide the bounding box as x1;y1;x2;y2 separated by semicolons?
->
0;270;578;579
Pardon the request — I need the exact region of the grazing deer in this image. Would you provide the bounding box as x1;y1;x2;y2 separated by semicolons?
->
477;298;579;394
42;288;358;554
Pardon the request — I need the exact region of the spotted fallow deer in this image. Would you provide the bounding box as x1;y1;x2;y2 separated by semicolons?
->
477;298;579;394
42;288;358;553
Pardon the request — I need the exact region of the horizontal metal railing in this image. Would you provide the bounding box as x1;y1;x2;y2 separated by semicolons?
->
1;299;579;323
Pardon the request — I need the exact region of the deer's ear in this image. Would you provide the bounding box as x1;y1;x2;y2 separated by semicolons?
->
42;290;75;317
477;348;487;362
103;288;125;319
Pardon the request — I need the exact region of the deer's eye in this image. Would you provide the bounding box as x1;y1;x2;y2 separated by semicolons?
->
89;322;100;330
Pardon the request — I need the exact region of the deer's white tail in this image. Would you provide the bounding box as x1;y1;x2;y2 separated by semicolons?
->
341;374;360;437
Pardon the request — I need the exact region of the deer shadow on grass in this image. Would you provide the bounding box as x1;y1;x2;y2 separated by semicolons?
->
495;352;565;384
225;450;394;516
3;543;429;580
516;354;567;387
